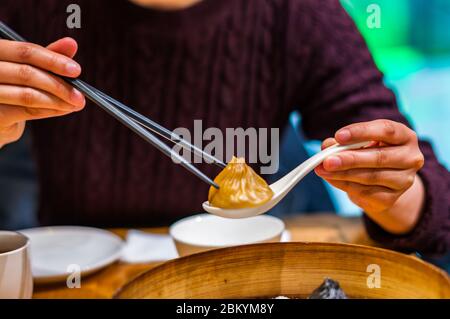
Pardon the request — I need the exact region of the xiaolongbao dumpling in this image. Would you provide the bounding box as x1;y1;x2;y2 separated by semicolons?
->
208;156;274;209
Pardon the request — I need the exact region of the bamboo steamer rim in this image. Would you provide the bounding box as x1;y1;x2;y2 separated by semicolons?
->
114;242;450;299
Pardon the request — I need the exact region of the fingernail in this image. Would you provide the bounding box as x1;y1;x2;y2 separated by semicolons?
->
66;62;80;75
71;89;85;105
326;156;342;169
71;88;83;99
336;129;351;142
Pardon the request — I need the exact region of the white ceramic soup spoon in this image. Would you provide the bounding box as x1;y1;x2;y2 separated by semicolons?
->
202;141;371;218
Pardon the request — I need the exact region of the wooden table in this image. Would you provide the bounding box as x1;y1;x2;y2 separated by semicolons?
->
32;214;376;299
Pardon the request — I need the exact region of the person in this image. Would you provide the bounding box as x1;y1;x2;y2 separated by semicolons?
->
0;0;448;256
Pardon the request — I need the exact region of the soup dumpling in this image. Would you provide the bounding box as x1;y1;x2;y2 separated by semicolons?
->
208;156;274;209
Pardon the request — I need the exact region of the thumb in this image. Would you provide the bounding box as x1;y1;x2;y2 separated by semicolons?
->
46;37;78;58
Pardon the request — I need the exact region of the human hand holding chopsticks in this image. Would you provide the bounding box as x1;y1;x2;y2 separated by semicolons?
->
0;37;85;148
0;20;223;188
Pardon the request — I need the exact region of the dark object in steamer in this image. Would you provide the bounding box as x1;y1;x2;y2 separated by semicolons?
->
308;278;348;299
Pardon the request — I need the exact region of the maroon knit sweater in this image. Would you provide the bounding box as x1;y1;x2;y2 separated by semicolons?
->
1;0;449;255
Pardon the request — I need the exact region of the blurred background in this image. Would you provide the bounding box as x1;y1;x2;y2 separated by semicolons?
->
273;0;450;217
0;0;449;265
343;0;450;169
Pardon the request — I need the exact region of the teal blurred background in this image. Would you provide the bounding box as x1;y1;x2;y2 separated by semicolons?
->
342;0;450;169
276;0;450;219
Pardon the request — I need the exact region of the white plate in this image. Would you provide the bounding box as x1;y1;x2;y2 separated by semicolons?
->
19;226;124;284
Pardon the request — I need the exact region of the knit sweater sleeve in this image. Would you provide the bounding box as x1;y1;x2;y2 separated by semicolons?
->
286;0;450;256
0;0;20;27
364;142;450;257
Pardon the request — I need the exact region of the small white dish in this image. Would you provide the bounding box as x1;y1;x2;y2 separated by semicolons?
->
169;214;285;257
19;226;124;284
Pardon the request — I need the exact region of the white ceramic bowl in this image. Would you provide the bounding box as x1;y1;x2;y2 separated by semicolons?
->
169;214;285;257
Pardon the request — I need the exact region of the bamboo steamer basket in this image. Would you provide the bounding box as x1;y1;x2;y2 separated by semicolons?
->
115;242;450;299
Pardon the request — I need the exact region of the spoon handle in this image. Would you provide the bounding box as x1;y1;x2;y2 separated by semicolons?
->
272;141;371;193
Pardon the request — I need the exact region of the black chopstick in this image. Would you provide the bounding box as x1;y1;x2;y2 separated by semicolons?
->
0;20;220;189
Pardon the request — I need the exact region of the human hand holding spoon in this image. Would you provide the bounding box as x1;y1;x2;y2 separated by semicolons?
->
203;141;371;218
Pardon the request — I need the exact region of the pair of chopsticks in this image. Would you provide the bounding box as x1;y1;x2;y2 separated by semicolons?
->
0;21;225;188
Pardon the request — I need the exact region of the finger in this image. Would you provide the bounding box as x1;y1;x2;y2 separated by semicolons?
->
0;39;81;77
0;121;25;147
335;119;412;145
0;61;85;107
321;137;337;150
46;37;78;58
0;104;73;127
322;179;400;213
0;84;84;111
315;166;415;191
322;146;415;171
